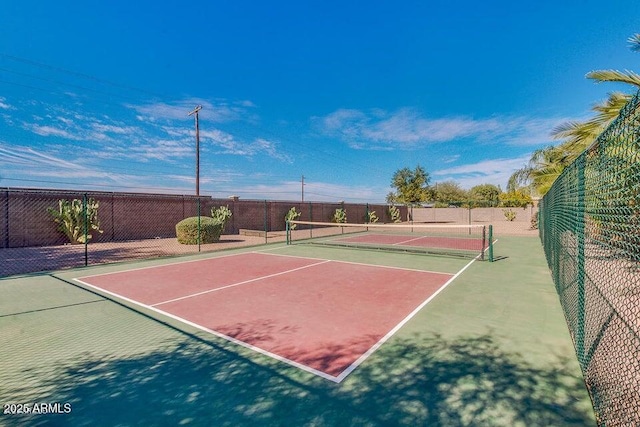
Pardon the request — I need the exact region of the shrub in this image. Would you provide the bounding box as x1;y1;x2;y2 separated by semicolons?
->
530;211;539;229
500;190;533;208
503;209;517;221
388;205;402;223
176;216;222;244
47;198;103;244
332;208;347;223
365;210;379;223
285;207;301;229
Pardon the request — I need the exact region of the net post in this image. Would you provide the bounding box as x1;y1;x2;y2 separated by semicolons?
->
488;224;493;262
286;220;290;245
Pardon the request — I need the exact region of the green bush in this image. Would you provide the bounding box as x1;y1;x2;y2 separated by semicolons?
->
332;208;347;223
388;205;402;223
365;210;379;223
530;211;539;229
285;207;301;229
503;209;517;221
47;198;103;244
176;216;223;244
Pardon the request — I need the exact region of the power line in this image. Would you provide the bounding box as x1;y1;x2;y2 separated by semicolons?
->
0;54;386;199
0;53;168;99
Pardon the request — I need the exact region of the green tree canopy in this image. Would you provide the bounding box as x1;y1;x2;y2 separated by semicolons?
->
499;190;533;207
433;181;468;206
469;184;502;206
387;165;431;205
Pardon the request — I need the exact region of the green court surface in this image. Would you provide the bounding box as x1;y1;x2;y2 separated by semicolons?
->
0;236;596;426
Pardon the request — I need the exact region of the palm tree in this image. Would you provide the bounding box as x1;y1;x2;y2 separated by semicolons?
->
508;145;574;196
508;33;640;196
551;91;631;160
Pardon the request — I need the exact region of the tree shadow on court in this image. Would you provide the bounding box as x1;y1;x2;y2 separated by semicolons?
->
4;328;595;426
216;318;301;345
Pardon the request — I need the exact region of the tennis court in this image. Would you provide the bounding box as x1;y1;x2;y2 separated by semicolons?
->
74;251;463;382
0;234;595;425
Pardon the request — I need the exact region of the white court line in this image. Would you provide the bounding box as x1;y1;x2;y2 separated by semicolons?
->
333;252;483;383
72;276;342;383
151;259;331;307
76;250;262;280
257;247;454;276
72;244;494;383
391;236;428;246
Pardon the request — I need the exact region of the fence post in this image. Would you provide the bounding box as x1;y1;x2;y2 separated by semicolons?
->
309;202;313;238
264;200;268;244
197;197;201;252
83;193;88;266
4;189;9;248
576;160;586;364
468;200;472;234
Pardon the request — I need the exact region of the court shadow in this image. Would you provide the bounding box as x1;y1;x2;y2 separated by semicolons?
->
4;330;595;426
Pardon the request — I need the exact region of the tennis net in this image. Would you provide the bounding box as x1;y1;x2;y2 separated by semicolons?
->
286;220;493;261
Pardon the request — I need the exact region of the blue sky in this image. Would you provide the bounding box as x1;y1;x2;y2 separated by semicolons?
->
1;1;639;202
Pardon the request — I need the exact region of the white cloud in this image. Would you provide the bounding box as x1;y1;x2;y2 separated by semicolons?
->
25;124;84;140
442;155;460;164
317;108;576;150
0;97;11;110
432;156;531;189
0;142;100;172
128;98;253;123
91;123;138;134
222;180;383;203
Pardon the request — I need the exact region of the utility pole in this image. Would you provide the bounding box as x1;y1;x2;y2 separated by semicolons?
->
188;105;202;196
301;175;305;202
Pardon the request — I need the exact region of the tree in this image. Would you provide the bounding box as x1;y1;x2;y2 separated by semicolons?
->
469;184;502;207
500;190;532;207
387;165;431;205
433;181;468;206
508;33;640;196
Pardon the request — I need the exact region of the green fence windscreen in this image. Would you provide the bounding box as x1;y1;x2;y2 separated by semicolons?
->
539;91;640;426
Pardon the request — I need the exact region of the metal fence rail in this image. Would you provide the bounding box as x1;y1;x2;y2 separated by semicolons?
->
539;91;640;426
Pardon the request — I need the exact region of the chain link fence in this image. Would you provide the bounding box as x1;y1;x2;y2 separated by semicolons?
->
0;188;402;277
539;91;640;425
410;204;538;237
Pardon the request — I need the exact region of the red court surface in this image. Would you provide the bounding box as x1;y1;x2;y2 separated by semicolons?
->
336;233;486;251
75;252;455;382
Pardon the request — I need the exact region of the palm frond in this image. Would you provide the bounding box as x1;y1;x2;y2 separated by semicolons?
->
628;34;640;52
586;69;640;88
551;120;595;140
591;92;631;118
